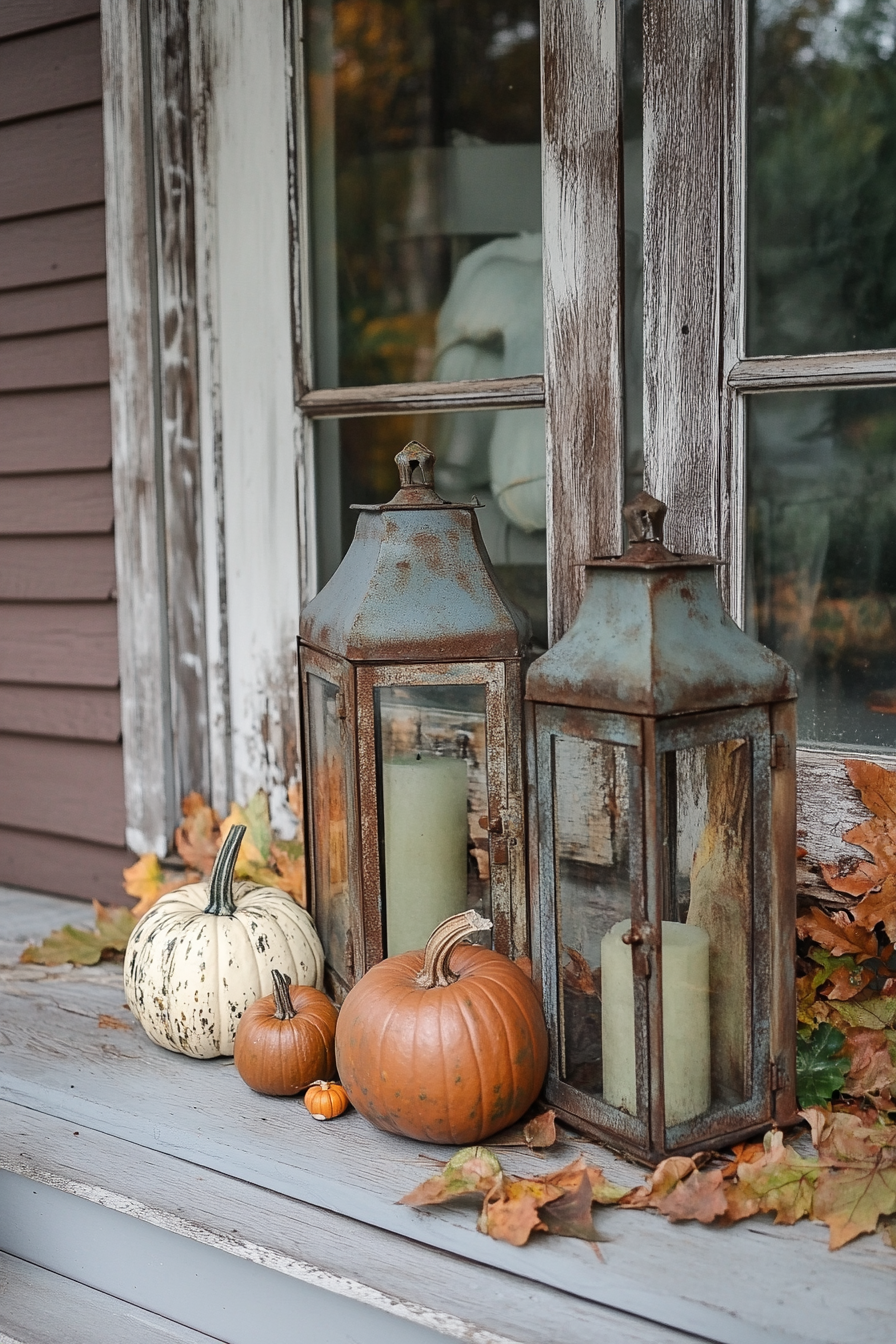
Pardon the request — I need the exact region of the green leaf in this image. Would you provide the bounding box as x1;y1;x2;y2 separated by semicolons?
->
243;789;273;863
797;1024;851;1108
836;998;896;1031
21;902;137;967
808;947;859;988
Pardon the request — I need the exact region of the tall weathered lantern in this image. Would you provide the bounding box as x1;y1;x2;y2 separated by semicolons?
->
526;493;798;1160
299;443;530;999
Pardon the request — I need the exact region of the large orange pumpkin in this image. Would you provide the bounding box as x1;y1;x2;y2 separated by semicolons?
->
334;910;548;1143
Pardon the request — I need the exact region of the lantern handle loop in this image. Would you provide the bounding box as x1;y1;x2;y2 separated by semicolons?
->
623;491;667;546
395;441;436;488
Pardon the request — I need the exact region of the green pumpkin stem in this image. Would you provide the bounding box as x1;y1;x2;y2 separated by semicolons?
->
416;910;492;989
271;970;296;1020
204;824;245;916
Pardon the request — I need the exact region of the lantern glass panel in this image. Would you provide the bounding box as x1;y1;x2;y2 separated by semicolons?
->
306;673;353;989
375;683;490;956
660;738;754;1132
554;737;635;1104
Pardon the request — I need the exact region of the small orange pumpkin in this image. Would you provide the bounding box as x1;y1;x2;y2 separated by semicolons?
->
304;1080;349;1120
234;970;337;1096
335;910;548;1144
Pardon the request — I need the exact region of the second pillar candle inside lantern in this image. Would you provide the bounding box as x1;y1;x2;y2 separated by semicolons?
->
382;753;470;956
600;918;711;1126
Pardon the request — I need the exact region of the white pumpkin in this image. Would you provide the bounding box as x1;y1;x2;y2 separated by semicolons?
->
124;824;324;1058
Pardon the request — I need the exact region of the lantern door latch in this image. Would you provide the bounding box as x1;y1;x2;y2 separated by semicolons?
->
479;813;508;865
769;1056;787;1093
770;732;790;769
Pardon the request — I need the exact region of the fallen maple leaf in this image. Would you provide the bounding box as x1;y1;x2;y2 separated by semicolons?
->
123;854;188;917
822;963;875;1000
490;1110;558;1150
836;997;896;1031
21;901;137;966
654;1167;728;1224
732;1130;819;1226
399;1146;502;1207
269;839;306;906
797;907;879;962
851;875;896;943
538;1170;607;1244
174;792;221;875
619;1155;697;1209
478;1177;556;1246
813;1161;896;1249
840;1028;896;1098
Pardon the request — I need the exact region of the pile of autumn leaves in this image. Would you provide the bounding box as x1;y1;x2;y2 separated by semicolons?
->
796;759;896;1115
400;1107;896;1252
122;786;306;916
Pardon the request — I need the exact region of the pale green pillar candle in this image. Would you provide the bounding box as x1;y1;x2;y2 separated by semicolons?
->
600;918;711;1126
382;754;470;956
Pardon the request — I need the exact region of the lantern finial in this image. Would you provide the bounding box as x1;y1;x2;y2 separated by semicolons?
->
395;441;436;489
624;491;667;546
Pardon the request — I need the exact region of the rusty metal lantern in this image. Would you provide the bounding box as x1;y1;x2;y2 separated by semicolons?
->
298;442;530;998
526;492;798;1161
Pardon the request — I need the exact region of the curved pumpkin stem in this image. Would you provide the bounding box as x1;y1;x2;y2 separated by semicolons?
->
416;910;492;989
271;970;296;1020
204;824;245;916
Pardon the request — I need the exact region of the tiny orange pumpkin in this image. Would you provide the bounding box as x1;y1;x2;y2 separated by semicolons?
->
304;1079;349;1120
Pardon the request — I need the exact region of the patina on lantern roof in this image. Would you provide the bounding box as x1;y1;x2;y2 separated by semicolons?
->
300;442;531;663
526;491;796;717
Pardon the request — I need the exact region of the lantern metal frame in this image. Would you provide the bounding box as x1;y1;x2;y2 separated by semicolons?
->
298;443;530;998
526;494;799;1162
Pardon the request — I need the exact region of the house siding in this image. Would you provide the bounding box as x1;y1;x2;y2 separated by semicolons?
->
0;1;132;901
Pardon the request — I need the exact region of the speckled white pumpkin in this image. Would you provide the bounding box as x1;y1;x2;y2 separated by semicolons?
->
124;824;324;1058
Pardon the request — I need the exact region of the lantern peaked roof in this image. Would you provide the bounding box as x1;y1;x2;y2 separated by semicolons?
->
300;443;531;662
526;492;796;716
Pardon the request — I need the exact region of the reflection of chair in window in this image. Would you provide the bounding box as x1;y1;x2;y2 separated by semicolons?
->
432;233;546;567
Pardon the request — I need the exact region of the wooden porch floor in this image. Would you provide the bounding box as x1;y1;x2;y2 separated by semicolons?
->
0;888;892;1344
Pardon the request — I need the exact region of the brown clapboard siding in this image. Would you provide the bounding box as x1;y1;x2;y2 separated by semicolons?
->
0;0;98;43
0;325;109;390
0;17;102;125
0;276;107;336
0;205;106;289
0;602;119;687
0;104;104;221
0;684;120;740
0;535;115;599
0;734;125;845
0;824;131;901
0;3;130;900
0;388;111;473
0;471;113;533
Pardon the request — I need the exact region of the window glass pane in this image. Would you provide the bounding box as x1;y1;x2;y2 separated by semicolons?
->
747;388;896;750
376;683;490;956
553;737;633;1103
306;673;353;992
664;741;752;1127
304;0;543;387
747;0;896;356
315;408;548;647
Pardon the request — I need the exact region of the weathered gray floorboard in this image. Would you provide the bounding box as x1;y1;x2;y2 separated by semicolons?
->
0;1105;685;1344
0;892;893;1343
0;1249;220;1344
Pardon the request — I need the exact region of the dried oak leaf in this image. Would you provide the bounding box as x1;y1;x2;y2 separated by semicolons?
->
174;792;221;875
538;1170;606;1244
490;1109;558;1150
21;901;137;967
819;858;880;897
851;875;896;943
619;1155;697;1209
733;1130;819;1226
840;1028;896;1098
123;854;189;918
796;908;879;962
563;947;597;996
269;839;306;907
399;1146;502;1207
